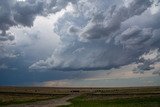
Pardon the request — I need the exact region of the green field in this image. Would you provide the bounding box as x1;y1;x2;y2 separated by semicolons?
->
60;95;160;107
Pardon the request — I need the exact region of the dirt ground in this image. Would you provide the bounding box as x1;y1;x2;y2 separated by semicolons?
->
5;94;79;107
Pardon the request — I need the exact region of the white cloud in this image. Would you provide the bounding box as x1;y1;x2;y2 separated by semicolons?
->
140;49;159;60
150;0;160;14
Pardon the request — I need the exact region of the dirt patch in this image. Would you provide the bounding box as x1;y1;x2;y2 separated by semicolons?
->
5;94;80;107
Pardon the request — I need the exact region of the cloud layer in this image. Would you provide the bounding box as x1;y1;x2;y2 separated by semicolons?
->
1;0;160;73
0;0;75;42
29;0;160;72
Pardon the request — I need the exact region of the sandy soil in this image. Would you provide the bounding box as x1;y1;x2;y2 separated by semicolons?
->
6;94;79;107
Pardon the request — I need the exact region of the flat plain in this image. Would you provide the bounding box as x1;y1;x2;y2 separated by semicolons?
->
0;86;160;107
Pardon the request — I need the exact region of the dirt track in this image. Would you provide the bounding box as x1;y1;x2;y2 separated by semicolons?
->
6;94;79;107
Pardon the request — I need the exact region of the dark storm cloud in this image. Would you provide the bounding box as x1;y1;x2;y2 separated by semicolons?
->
80;0;152;40
68;26;80;34
116;27;160;72
0;0;159;73
0;0;76;41
0;0;16;31
13;0;44;27
13;0;77;27
30;0;160;72
0;0;77;71
115;26;152;49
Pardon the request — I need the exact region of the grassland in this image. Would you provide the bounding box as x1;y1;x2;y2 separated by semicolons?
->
59;86;160;107
0;86;160;106
60;95;160;107
0;92;66;106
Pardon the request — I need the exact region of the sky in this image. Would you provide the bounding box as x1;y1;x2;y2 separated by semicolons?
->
0;0;160;87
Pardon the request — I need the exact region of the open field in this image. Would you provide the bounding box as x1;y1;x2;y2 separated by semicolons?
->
0;86;160;107
60;95;160;107
0;93;66;106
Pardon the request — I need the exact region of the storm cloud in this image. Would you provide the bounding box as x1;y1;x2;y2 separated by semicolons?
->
29;0;160;72
0;0;76;42
0;0;160;87
1;0;160;73
80;0;152;40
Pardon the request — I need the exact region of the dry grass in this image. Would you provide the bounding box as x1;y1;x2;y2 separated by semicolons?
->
0;86;160;106
0;93;66;106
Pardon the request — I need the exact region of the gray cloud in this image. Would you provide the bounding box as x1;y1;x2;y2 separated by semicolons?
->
115;26;152;49
137;61;154;71
0;0;76;42
133;48;160;72
80;0;152;40
0;0;16;31
68;26;80;35
0;31;15;41
0;35;14;42
13;0;44;27
0;0;76;68
30;0;160;72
